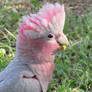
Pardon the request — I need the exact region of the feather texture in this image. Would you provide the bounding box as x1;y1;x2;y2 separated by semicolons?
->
18;3;65;39
0;3;68;92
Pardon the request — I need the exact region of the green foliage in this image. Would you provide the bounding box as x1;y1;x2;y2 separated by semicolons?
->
0;1;92;92
0;48;6;57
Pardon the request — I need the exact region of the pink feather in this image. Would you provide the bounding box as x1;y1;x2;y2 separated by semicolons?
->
18;3;65;39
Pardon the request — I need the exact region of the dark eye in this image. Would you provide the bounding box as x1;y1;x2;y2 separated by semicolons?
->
48;34;53;38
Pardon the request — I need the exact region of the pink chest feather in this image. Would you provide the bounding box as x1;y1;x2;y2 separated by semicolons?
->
33;62;54;81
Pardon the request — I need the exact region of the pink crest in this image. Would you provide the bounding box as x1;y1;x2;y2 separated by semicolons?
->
18;3;65;39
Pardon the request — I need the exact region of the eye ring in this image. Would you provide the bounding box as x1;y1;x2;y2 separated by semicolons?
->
48;33;54;38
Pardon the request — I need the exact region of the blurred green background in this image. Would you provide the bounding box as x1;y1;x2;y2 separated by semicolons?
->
0;0;92;92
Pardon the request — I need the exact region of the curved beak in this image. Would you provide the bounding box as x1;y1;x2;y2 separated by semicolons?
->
57;33;69;50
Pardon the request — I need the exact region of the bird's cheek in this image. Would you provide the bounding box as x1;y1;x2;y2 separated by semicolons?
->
48;39;60;48
51;42;60;51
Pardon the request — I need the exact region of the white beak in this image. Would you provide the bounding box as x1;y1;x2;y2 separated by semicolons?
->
57;33;69;46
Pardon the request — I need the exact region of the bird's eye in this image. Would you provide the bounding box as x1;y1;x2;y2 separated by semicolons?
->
48;34;53;38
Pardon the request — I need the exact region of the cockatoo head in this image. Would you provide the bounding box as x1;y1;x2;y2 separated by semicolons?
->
16;3;69;63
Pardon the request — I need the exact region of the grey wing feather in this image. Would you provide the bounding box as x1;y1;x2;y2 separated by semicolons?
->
0;76;41;92
0;61;41;92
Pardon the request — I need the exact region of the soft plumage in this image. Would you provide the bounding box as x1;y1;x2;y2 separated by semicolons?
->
0;3;69;92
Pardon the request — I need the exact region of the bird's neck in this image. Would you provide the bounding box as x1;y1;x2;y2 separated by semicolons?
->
15;38;57;64
14;37;57;91
28;61;54;91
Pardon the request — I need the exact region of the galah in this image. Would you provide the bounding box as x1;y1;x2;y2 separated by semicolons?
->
0;3;69;92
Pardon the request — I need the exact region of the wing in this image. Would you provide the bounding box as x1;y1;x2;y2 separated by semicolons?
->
0;61;42;92
0;69;42;92
0;76;41;92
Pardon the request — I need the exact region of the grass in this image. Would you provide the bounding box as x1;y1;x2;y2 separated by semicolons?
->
0;1;92;92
